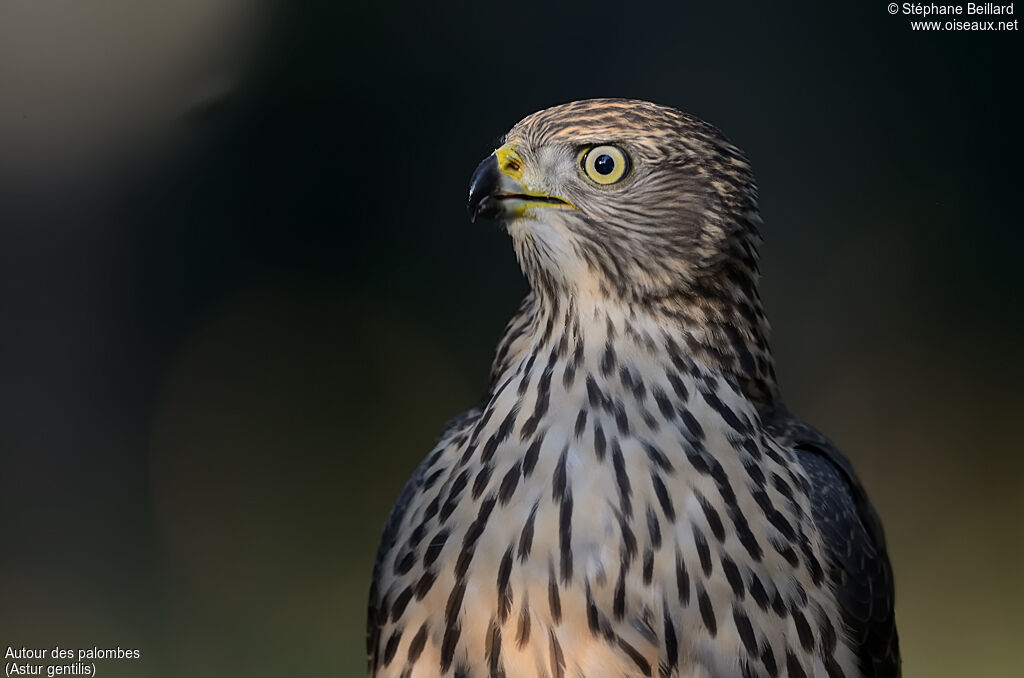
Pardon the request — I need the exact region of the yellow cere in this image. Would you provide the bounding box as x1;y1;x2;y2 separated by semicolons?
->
495;144;524;180
582;145;630;185
493;143;578;215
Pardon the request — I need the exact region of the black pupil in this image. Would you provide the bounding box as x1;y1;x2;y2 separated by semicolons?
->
594;153;615;175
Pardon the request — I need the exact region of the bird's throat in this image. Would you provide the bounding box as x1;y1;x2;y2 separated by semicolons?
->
491;284;780;423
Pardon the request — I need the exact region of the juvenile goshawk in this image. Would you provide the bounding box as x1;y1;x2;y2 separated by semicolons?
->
367;98;899;678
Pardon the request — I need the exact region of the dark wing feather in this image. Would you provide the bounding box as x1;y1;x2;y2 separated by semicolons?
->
769;415;901;678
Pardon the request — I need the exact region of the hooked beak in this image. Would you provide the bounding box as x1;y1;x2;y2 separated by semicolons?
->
467;145;574;222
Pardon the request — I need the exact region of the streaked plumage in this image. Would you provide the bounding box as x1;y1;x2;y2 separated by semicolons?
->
367;99;899;678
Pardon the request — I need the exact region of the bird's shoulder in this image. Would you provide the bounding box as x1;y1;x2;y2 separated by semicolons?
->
366;405;481;672
766;412;901;678
367;293;536;671
369;403;481;570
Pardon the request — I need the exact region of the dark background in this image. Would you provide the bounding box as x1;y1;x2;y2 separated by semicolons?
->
1;2;1021;676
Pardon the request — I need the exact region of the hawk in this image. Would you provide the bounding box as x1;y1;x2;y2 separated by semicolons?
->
367;99;899;678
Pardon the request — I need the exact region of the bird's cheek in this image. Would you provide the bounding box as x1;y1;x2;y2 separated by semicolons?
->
518;172;555;199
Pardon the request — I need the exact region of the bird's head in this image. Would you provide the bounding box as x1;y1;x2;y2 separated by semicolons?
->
468;98;763;305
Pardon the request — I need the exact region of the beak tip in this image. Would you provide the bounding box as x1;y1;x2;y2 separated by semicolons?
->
467;154;501;223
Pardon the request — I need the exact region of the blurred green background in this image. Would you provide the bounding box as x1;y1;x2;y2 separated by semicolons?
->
1;1;1021;676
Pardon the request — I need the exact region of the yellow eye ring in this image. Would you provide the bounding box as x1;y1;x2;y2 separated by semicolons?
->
581;145;630;185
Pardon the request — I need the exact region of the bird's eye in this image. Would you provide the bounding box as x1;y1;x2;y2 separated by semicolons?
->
581;145;630;185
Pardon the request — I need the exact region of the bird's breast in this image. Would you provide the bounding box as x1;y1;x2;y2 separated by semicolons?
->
370;318;856;678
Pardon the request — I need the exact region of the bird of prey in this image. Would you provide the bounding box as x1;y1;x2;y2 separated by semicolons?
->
367;99;899;678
